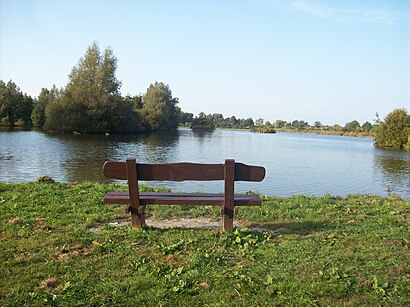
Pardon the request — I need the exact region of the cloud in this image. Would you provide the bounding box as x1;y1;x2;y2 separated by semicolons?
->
291;0;409;26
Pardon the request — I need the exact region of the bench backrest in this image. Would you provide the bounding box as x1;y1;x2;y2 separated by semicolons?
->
103;159;265;182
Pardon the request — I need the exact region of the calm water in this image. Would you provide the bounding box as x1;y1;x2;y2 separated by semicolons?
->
0;128;409;198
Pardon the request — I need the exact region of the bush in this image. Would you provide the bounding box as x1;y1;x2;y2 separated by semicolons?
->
375;108;410;149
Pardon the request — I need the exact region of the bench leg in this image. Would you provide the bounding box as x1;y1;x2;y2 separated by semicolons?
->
222;207;234;232
130;206;146;228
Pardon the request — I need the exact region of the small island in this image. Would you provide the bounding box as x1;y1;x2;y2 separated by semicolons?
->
190;112;215;131
251;126;276;134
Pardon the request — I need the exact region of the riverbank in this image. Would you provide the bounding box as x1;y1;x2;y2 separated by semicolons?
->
1;182;409;305
213;127;375;138
277;128;375;138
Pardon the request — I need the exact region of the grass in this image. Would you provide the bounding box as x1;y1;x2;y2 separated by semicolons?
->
1;182;409;306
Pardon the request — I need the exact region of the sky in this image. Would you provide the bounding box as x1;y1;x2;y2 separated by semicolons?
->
0;0;409;125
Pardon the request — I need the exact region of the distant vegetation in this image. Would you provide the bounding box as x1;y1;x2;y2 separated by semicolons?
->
179;112;379;137
1;42;179;133
375;108;410;150
251;126;276;134
190;112;215;131
0;42;408;150
186;112;253;131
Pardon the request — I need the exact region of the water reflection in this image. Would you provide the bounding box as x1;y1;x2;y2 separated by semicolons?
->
377;155;409;174
36;132;114;182
191;130;215;141
107;131;180;163
374;152;410;196
139;131;180;148
137;131;180;163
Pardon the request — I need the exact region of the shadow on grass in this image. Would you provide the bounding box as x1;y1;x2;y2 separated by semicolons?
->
247;220;329;235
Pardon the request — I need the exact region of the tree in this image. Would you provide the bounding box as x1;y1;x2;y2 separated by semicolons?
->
124;94;143;111
243;117;254;128
45;42;139;133
32;86;59;127
211;113;225;127
179;111;194;126
228;115;238;127
16;94;34;126
344;120;361;132
0;80;33;126
361;121;373;133
68;42;121;95
291;120;308;130
375;108;410;149
191;112;215;131
140;81;179;131
255;118;264;127
275;120;287;128
314;121;322;129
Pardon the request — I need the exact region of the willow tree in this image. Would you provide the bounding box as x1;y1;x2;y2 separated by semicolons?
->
45;42;139;133
375;108;410;149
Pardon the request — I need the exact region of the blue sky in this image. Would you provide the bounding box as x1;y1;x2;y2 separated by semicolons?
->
0;0;409;125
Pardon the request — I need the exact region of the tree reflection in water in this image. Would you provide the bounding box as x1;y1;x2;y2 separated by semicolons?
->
375;153;410;196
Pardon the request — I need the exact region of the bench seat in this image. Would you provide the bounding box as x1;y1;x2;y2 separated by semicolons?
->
103;192;262;206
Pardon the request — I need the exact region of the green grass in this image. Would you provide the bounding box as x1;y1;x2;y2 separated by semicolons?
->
1;182;409;306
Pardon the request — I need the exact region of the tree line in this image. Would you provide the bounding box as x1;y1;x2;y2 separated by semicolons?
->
1;42;409;150
180;112;379;134
0;42;179;133
181;110;409;149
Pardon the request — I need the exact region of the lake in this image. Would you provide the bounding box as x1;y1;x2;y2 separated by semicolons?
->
0;128;409;198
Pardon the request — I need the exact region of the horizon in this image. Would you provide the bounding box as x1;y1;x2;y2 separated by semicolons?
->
1;0;409;126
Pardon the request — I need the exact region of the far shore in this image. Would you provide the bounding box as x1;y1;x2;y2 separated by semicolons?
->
213;127;375;138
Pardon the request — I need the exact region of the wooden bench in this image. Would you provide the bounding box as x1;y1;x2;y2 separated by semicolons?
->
102;158;265;231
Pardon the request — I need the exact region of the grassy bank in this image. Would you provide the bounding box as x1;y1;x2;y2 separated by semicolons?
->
1;182;409;305
275;128;375;138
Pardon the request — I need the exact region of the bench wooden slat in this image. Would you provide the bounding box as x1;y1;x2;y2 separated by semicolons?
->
106;192;260;198
103;161;265;182
235;162;265;182
103;161;224;181
103;192;262;206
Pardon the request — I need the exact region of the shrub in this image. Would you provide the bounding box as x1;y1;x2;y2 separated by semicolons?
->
375;108;410;149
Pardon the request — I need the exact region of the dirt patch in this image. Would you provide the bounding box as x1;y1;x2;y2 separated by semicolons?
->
56;244;93;261
149;217;235;229
39;278;57;292
7;217;22;224
106;217;245;230
34;217;53;232
89;217;272;232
